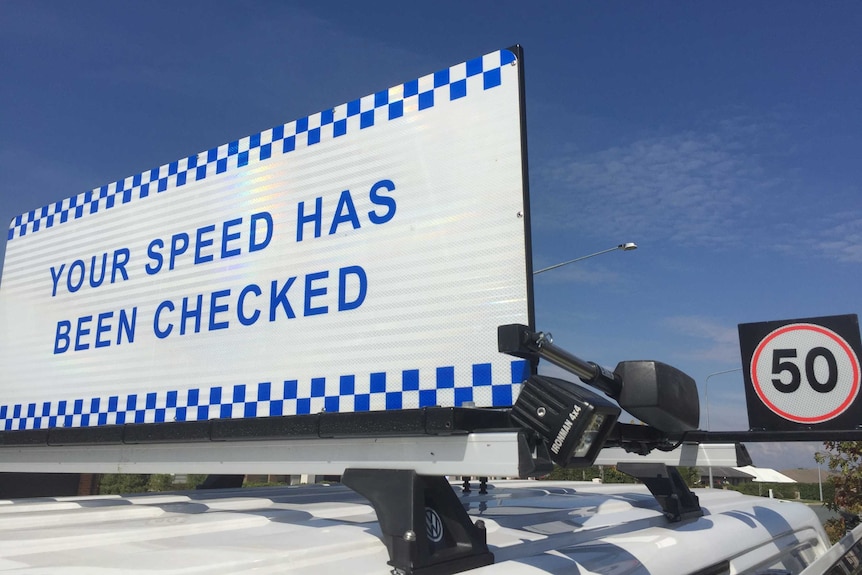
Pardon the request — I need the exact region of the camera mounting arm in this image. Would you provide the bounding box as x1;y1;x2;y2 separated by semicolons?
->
498;324;622;398
499;324;700;438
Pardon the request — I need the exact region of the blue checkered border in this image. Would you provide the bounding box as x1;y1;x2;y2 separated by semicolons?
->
7;49;518;242
0;359;529;430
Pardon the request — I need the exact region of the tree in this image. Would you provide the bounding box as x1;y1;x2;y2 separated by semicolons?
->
544;465;601;481
98;473;211;494
677;466;701;488
98;473;150;495
815;441;862;542
541;465;637;483
146;474;176;492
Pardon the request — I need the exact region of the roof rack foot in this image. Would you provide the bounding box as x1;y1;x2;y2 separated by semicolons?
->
617;462;703;522
343;468;494;575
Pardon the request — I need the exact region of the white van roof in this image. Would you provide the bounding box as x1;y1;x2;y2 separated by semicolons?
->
0;480;829;574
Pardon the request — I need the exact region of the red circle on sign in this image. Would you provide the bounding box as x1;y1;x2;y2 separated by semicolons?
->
750;324;861;423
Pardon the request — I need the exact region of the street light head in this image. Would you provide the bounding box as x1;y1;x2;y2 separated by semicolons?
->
620;242;638;251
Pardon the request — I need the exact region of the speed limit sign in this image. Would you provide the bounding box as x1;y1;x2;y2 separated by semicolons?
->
739;314;862;431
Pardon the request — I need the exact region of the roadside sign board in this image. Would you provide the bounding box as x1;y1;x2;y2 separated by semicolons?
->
0;47;533;431
738;314;862;431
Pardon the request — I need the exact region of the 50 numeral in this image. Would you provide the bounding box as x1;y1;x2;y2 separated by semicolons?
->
772;347;838;393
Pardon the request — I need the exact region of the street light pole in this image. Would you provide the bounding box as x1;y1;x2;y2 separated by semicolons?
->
704;367;743;488
704;368;744;432
533;243;637;275
818;462;823;502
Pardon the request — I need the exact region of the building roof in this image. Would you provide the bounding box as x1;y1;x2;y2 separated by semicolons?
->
696;466;802;483
734;466;797;483
779;468;835;484
696;466;755;479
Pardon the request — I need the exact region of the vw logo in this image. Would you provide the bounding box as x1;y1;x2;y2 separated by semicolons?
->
425;507;444;543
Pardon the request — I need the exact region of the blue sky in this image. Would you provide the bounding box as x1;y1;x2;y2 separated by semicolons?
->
1;1;860;469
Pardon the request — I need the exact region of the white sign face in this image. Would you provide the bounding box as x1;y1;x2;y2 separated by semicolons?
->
749;323;861;423
0;48;532;431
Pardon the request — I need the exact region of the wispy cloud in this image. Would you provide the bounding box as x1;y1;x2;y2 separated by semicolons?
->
532;265;624;286
533;114;861;264
747;442;823;470
662;315;740;363
783;211;862;263
534;124;765;248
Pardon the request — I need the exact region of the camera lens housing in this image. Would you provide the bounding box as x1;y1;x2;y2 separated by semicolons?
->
511;374;620;467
